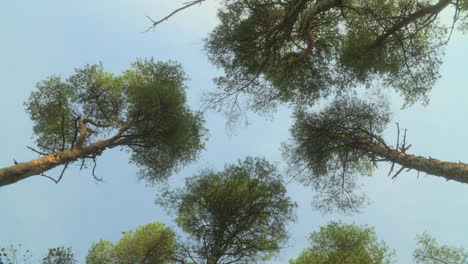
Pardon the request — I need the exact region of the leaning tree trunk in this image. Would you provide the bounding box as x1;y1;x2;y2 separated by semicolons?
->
0;137;121;187
339;134;468;184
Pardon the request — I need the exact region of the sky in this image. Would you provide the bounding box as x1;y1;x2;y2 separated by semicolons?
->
0;0;468;263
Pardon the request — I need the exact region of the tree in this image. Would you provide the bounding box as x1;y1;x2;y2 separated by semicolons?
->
283;96;390;213
159;157;297;264
413;233;468;264
284;96;468;213
0;244;33;264
289;221;394;264
203;0;460;116
156;0;468;203
0;58;206;188
86;221;177;264
42;247;77;264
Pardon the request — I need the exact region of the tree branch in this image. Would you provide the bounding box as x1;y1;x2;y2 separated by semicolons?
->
370;0;451;48
146;0;206;31
74;118;88;149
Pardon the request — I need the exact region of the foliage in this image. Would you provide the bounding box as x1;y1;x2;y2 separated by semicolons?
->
289;221;394;264
204;0;454;117
0;244;32;264
25;58;206;183
413;233;468;264
42;247;77;264
86;221;177;264
159;157;297;264
283;96;390;213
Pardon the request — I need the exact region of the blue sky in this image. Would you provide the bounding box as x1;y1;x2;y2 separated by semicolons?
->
1;0;468;263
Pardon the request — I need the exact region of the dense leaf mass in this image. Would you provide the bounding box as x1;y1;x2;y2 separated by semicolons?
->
290;221;394;264
160;157;296;264
205;0;450;115
283;97;390;213
25;58;206;183
86;222;176;264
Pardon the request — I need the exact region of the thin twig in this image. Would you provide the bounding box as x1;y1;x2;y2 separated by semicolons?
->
40;173;60;184
145;0;206;32
27;146;50;156
56;163;69;183
91;158;103;182
391;166;406;179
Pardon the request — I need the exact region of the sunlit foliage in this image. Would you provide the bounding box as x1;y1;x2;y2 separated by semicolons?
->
86;221;177;264
289;221;394;264
159;157;296;264
205;0;454;117
25;58;206;183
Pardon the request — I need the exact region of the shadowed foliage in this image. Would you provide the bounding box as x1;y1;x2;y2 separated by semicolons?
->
204;0;458;117
283;96;390;213
42;247;77;264
286;95;468;214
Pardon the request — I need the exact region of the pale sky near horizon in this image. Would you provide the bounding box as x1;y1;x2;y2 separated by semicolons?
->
1;1;468;263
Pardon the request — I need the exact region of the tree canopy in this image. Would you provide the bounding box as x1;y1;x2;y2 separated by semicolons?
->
0;58;206;187
159;157;297;264
41;247;77;264
414;233;468;264
284;94;468;213
203;0;460;116
289;221;394;264
283;96;391;213
86;221;177;264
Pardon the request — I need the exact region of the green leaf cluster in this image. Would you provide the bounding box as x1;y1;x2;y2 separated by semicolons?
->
205;0;450;115
159;157;296;264
284;96;390;213
25;58;207;182
42;247;77;264
86;221;176;264
413;233;468;264
290;221;394;264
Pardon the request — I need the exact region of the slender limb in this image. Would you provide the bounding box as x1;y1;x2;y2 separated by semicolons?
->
91;158;103;182
74;118;89;149
145;0;206;31
27;146;50;156
39;163;69;184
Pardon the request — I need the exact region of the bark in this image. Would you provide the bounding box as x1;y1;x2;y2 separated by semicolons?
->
296;0;342;55
0;137;122;187
339;134;468;184
302;0;342;30
0;117;138;188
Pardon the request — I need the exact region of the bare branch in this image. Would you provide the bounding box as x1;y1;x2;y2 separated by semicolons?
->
391;166;406;179
91;158;103;182
39;163;69;184
146;0;206;31
27;146;50;156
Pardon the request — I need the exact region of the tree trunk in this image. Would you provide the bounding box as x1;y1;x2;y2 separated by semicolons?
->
0;138;117;187
340;134;468;184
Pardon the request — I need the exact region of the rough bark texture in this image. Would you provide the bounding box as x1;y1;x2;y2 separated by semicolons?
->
0;138;120;187
340;134;468;184
0;117;134;188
